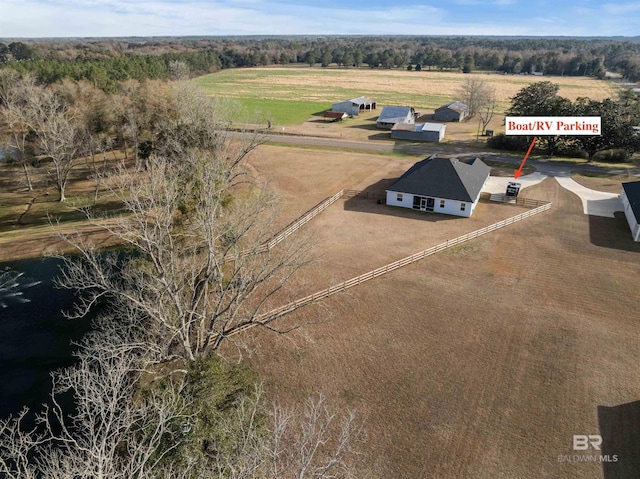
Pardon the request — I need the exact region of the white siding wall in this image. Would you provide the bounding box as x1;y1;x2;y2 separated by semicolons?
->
332;101;360;116
621;189;640;241
386;191;414;209
386;191;473;218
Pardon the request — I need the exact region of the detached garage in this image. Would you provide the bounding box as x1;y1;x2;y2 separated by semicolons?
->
386;156;490;218
621;181;640;241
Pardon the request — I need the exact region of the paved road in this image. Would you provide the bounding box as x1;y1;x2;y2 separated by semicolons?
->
246;132;639;217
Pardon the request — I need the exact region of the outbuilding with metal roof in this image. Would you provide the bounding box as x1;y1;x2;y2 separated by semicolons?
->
376;106;416;129
331;96;377;116
434;101;469;122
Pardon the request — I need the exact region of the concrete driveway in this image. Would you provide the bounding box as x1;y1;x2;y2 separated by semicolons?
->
554;176;622;218
482;172;548;195
483;173;622;217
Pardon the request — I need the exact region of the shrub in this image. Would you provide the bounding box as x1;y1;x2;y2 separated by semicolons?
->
593;148;633;163
487;133;530;152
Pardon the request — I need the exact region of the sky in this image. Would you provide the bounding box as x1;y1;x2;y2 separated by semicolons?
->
0;0;639;38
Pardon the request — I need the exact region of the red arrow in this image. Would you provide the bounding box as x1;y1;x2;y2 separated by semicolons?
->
514;136;537;179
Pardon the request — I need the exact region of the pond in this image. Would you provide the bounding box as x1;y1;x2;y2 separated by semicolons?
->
0;257;92;419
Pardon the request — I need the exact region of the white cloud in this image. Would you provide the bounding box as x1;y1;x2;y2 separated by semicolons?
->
602;2;640;14
532;15;563;24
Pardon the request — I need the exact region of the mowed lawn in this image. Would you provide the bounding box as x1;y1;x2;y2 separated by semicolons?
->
193;66;620;125
230;145;640;479
232;98;330;126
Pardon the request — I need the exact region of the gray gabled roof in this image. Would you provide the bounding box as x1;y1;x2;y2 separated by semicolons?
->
436;101;468;113
622;181;640;223
419;122;446;132
391;122;445;133
377;106;414;123
349;96;375;106
387;157;490;202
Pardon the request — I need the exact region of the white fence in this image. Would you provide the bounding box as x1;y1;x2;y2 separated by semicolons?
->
266;190;345;249
211;199;552;342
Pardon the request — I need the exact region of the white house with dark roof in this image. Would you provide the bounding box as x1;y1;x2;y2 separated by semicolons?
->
621;181;640;241
434;101;469;122
385;157;490;217
376;106;416;129
331;96;377;116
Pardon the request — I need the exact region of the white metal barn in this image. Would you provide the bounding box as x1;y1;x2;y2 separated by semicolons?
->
621;181;640;241
376;106;415;129
386;157;490;218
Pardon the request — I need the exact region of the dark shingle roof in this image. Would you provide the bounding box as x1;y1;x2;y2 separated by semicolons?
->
387;157;490;202
622;181;640;223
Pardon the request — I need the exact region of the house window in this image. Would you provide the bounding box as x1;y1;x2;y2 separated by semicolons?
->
396;193;403;202
440;199;445;208
460;203;466;211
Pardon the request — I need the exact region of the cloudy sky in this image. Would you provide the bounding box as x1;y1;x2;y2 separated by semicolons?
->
1;0;639;38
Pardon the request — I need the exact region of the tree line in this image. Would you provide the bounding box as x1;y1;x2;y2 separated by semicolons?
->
488;81;640;160
2;36;640;90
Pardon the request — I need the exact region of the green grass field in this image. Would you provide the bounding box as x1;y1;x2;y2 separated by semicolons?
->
232;98;330;126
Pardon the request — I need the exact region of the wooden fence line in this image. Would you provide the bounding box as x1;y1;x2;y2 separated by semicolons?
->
221;190;345;262
266;190;344;249
212;199;552;342
489;193;547;208
342;189;386;200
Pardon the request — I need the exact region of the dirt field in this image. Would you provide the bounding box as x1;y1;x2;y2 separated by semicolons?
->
232;146;640;479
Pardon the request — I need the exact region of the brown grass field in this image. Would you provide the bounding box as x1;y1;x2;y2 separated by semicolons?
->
198;66;618;110
225;144;640;479
0;152;131;262
197;66;619;142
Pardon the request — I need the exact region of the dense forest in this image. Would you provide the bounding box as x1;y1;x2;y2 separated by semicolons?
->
1;36;640;92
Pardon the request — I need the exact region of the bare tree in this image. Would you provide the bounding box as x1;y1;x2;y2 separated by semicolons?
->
266;394;362;479
458;77;493;120
169;60;191;81
2;346;362;479
56;85;309;361
28;87;82;201
81;131;111;206
170;384;362;479
0;69;38;191
477;85;497;137
0;313;193;479
0;408;43;479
